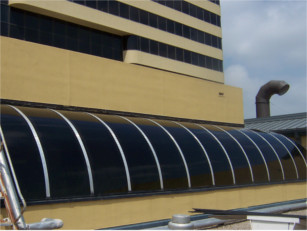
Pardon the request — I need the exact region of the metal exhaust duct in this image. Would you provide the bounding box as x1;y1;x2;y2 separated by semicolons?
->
256;80;290;118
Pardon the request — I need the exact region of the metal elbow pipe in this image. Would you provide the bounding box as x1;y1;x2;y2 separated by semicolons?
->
256;80;290;118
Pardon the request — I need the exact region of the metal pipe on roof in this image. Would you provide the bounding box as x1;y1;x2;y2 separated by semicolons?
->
256;80;290;118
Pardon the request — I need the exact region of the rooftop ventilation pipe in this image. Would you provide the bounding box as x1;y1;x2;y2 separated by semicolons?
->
256;80;290;118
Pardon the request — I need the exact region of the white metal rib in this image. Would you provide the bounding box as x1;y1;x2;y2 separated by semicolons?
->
88;113;132;191
119;116;164;190
196;124;236;185
213;125;254;183
268;133;299;179
247;129;285;180
51;109;94;195
272;132;307;167
148;119;191;188
9;105;50;198
173;121;215;186
236;129;270;182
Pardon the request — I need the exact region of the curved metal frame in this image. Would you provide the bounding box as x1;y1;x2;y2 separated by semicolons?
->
268;133;299;179
9;105;50;198
50;109;94;195
213;125;254;183
88;113;132;191
247;129;285;180
148;119;191;188
173;121;215;186
236;129;270;182
119;116;164;190
271;132;307;167
196;124;236;185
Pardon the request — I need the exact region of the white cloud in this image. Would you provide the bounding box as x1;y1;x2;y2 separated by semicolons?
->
221;0;307;118
222;1;306;71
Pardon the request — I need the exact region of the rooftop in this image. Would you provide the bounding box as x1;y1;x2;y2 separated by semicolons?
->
244;112;307;133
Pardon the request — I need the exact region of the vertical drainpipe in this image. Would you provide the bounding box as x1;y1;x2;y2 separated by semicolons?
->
256;80;290;118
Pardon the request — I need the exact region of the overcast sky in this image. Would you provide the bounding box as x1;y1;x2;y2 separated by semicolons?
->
220;0;306;119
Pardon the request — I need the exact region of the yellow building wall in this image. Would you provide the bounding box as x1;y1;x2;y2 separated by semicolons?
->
0;37;244;125
9;0;224;82
1;182;304;230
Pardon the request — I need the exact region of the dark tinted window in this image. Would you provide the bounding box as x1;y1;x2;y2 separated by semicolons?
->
184;50;191;64
20;107;91;198
1;105;306;203
60;112;129;195
98;0;109;12
207;126;252;185
119;1;130;18
10;8;24;26
0;105;46;201
271;133;306;179
140;10;149;25
100;116;161;191
150;40;159;55
181;123;233;186
191;52;199;66
161;121;213;188
182;25;190;39
158;17;167;30
259;133;297;180
108;1;119;15
175;22;182;36
1;4;10;23
149;13;158;27
85;0;96;9
140;37;149;53
228;129;269;183
159;43;167;57
241;130;283;182
182;1;189;14
167;19;175;33
132;118;189;190
176;48;184;61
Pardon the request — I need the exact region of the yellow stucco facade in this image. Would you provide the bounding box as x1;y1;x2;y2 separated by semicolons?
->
0;36;243;125
9;0;224;82
0;182;303;229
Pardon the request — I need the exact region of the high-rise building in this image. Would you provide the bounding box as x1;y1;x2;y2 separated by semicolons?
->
1;0;243;125
1;1;306;230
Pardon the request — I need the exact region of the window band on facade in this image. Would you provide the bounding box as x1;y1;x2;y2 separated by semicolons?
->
173;121;215;186
213;125;255;183
209;0;220;5
9;105;50;198
50;109;94;195
87;113;132;192
196;124;236;185
119;116;164;190
69;0;222;49
236;129;271;182
247;129;285;180
0;2;123;62
268;133;299;179
272;132;307;167
152;0;221;27
148;119;191;188
124;35;223;72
